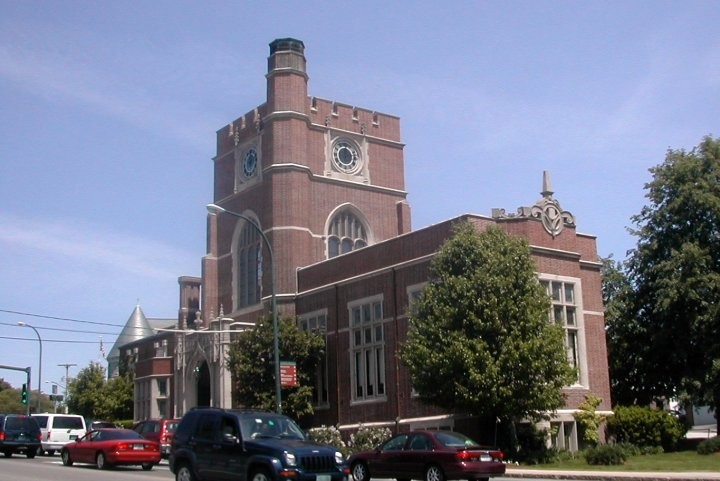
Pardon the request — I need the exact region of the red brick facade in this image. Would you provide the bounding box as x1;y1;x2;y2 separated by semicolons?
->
134;38;611;450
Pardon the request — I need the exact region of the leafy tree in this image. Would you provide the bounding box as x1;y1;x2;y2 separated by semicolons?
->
66;362;133;420
602;256;650;405
400;222;575;425
625;135;720;428
227;316;325;419
101;372;134;420
67;361;107;418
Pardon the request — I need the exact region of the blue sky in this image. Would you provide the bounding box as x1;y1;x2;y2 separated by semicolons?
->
1;1;718;390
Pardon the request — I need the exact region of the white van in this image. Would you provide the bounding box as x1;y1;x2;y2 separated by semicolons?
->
31;413;86;456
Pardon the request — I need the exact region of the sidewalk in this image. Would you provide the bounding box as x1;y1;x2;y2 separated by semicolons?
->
505;468;720;481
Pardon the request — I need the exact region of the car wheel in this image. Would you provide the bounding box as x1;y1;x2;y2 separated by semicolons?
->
3;451;12;458
96;452;110;470
425;464;445;481
46;449;55;456
176;463;197;481
141;462;154;471
26;449;36;459
351;461;371;481
250;467;273;481
61;449;73;466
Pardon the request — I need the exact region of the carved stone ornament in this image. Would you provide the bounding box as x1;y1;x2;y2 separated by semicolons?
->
491;171;575;238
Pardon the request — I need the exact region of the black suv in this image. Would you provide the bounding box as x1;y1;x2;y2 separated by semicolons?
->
0;414;41;458
169;408;348;481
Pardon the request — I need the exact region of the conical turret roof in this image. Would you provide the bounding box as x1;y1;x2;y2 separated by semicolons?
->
107;304;155;377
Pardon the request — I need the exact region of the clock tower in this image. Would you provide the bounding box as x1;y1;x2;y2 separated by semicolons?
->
203;38;411;323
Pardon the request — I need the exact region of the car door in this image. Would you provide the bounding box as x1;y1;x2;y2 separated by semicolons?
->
214;415;244;481
368;434;409;478
193;413;226;481
402;433;434;479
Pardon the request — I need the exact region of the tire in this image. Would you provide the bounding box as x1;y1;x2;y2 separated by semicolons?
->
141;462;154;471
250;467;273;481
61;449;73;466
3;451;12;458
26;449;36;459
176;463;197;481
351;461;371;481
425;464;445;481
96;452;110;470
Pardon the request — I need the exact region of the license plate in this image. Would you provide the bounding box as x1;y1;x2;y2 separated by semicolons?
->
316;475;331;481
133;444;145;450
69;435;77;440
479;454;492;462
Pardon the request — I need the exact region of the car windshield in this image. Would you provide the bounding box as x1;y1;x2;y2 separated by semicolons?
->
434;431;481;448
241;414;305;440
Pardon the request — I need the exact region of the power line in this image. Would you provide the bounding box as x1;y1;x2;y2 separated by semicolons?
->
0;308;124;327
0;335;111;345
0;321;118;336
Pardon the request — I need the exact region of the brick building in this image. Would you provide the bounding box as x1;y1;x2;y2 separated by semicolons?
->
124;38;611;451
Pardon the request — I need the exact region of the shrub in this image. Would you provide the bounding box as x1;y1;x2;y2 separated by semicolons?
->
348;425;392;455
697;436;720;455
584;444;627;465
606;406;686;451
513;422;556;465
308;425;347;456
574;395;605;448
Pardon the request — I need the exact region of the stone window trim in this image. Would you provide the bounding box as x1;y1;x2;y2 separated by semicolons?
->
539;274;588;388
348;294;386;404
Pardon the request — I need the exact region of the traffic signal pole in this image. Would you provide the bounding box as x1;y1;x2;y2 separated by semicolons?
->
0;365;32;415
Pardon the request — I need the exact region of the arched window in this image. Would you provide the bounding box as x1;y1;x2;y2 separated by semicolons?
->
327;210;368;258
234;221;262;309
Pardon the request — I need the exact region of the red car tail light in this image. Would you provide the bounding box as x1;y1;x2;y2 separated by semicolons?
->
0;432;6;441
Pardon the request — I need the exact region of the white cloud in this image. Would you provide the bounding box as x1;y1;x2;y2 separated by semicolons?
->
0;212;196;281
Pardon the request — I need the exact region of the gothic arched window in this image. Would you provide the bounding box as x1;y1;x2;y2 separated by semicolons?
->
327;210;368;258
234;221;262;309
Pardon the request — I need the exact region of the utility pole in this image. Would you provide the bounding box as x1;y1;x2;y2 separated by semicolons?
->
57;363;77;413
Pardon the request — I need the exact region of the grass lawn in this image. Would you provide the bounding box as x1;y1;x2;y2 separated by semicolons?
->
516;446;720;472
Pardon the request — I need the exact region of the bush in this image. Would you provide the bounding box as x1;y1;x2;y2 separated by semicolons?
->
606;406;687;451
348;425;392;455
308;425;347;456
697;436;720;455
584;444;627;465
513;422;557;465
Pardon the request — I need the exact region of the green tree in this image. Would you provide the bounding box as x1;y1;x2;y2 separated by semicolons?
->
602;256;649;406
67;362;107;418
626;135;720;429
227;316;325;419
101;372;134;420
400;222;575;424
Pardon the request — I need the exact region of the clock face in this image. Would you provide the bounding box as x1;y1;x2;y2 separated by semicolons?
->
332;141;360;173
243;148;258;177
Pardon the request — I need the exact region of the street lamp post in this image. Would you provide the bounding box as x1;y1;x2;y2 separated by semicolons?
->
206;203;282;414
57;363;76;413
18;322;42;413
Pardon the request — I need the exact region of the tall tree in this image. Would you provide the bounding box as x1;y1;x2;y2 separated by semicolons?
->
227;316;325;419
626;135;720;427
67;362;107;418
601;256;650;405
400;222;575;423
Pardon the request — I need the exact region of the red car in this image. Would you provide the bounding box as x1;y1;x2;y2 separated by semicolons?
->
60;428;161;471
348;430;505;481
131;418;179;458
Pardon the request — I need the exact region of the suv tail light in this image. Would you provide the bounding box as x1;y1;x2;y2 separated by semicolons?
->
0;432;6;441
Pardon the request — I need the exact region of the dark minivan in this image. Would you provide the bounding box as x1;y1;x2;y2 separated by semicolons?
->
0;414;41;458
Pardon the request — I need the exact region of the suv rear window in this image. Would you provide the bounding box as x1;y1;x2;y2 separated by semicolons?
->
52;416;84;429
5;416;39;431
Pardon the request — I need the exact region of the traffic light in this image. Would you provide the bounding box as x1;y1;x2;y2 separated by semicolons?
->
21;383;28;405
